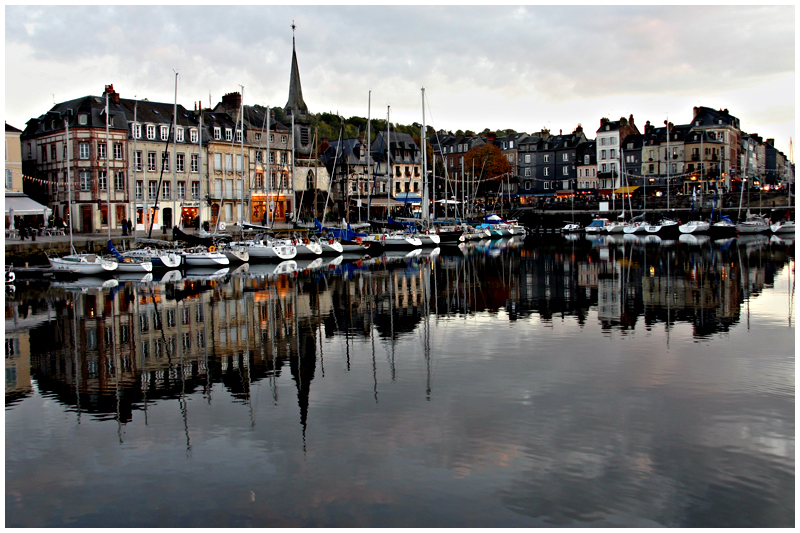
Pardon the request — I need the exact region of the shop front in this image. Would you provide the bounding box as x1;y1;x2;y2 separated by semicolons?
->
250;193;292;225
181;201;199;229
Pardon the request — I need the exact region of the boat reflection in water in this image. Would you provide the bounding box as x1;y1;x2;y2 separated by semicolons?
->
5;235;794;528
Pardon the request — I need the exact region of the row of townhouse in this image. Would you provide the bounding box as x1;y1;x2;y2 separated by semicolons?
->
17;85;327;233
318;129;426;215
430;107;792;204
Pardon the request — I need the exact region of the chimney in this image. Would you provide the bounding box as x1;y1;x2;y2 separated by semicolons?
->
693;106;700;118
220;92;242;112
629;114;634;127
767;138;775;147
103;84;120;105
321;138;330;154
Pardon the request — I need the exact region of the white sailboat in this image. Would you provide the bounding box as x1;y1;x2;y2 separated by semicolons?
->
48;115;118;276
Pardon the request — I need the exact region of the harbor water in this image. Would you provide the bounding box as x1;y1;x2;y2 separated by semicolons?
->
5;234;795;527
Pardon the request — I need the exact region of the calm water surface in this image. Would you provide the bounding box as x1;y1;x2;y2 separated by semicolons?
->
5;234;795;527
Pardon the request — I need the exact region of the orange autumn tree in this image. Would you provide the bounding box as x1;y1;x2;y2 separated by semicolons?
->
464;143;513;197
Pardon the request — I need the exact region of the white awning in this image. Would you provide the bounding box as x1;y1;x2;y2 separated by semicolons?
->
5;194;52;216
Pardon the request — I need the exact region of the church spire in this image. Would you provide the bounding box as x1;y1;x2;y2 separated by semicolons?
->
285;20;308;116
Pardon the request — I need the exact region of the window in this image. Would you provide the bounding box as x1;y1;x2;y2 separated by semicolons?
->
160;126;169;141
6;169;13;189
191;181;199;200
191;153;199;172
114;143;123;160
79;142;90;159
133;124;141;139
543;167;549;176
190;129;198;143
98;171;107;191
135;151;143;171
177;181;185;199
543;154;550;163
51;145;57;161
147;125;156;140
225;154;232;171
225;128;232;141
563;166;569;176
601;163;607;173
281;135;287;144
176;153;185;172
235;129;242;143
269;152;275;164
98;142;107;160
543;181;550;189
148;181;158;199
78;114;88;125
147;152;157;171
584;155;590;165
255;132;262;143
524;154;531;163
600;150;606;160
610;149;616;159
80;171;91;190
649;164;655;173
255;151;262;163
135;180;143;200
281;152;287;165
161;151;169;172
115;171;125;191
63;143;67;158
524;168;531;177
610;137;616;144
41;145;47;163
162;181;170;200
269;134;274;143
176;127;184;143
214;127;221;140
562;153;568;162
214;153;222;170
601;137;606;146
236;154;242;172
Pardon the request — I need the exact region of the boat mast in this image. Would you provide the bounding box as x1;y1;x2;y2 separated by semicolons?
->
421;87;429;223
197;103;203;230
172;71;178;229
387;106;391;221
364;90;371;225
105;91;111;240
131;99;138;239
239;85;245;228
665;119;670;213
64;116;74;251
266;105;271;228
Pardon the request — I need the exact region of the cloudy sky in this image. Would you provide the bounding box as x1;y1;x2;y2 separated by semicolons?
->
4;5;795;155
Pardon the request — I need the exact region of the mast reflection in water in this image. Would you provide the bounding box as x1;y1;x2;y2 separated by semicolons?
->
5;234;794;527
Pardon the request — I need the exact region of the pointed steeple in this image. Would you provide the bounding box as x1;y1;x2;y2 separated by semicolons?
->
285;21;308;117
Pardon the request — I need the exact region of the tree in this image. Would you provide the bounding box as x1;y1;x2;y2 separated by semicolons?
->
464;144;512;197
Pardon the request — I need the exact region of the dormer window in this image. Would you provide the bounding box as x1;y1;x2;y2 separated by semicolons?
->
176;127;184;143
214;127;221;140
78;114;88;125
235;129;242;143
147;125;156;140
160;126;169;141
190;129;198;143
225;128;232;141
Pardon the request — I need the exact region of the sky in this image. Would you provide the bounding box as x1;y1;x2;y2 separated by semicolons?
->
4;5;796;156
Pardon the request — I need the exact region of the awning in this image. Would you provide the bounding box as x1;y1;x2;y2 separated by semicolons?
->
364;198;405;207
393;193;422;203
5;194;52;216
613;186;640;194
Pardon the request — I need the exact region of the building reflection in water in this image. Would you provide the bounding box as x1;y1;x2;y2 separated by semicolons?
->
5;234;794;429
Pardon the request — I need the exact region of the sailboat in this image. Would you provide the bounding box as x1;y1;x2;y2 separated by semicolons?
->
107;240;153;273
48;115;118;276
